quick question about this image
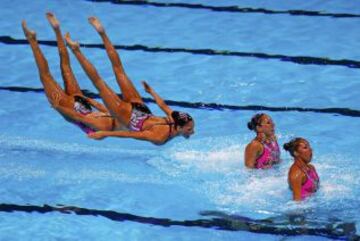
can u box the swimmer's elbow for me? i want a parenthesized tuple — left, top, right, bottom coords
(147, 133, 167, 145)
(244, 153, 256, 168)
(150, 136, 166, 145)
(51, 103, 60, 109)
(293, 192, 302, 201)
(245, 161, 256, 169)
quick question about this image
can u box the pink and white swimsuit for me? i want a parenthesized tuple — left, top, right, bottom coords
(73, 101, 96, 134)
(255, 140, 281, 169)
(297, 163, 320, 199)
(129, 103, 152, 132)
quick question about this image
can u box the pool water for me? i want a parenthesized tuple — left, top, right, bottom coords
(1, 0, 360, 240)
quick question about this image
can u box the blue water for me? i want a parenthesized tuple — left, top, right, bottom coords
(1, 0, 360, 240)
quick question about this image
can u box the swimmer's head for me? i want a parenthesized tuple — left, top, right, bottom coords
(172, 111, 194, 138)
(284, 138, 312, 162)
(74, 95, 92, 112)
(247, 113, 275, 135)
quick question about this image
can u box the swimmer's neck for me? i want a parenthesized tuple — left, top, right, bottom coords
(256, 133, 275, 142)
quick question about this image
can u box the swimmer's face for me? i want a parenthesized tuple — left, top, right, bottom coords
(257, 115, 275, 136)
(294, 140, 313, 163)
(181, 120, 195, 139)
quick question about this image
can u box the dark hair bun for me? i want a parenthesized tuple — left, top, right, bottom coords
(247, 121, 255, 130)
(74, 95, 92, 110)
(248, 113, 265, 132)
(283, 143, 291, 151)
(171, 111, 193, 128)
(283, 137, 306, 157)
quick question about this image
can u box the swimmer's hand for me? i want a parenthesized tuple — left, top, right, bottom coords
(142, 81, 153, 93)
(88, 131, 107, 140)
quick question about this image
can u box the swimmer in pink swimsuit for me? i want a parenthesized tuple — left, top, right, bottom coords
(73, 96, 96, 134)
(245, 113, 281, 169)
(296, 162, 320, 199)
(22, 13, 119, 136)
(63, 16, 194, 145)
(284, 138, 320, 201)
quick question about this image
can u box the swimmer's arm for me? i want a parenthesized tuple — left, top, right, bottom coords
(244, 141, 262, 168)
(142, 81, 173, 116)
(54, 105, 98, 127)
(88, 130, 166, 145)
(289, 170, 303, 201)
(53, 105, 87, 122)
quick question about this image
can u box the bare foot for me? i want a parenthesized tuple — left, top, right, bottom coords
(21, 20, 36, 41)
(46, 12, 60, 29)
(64, 32, 79, 50)
(88, 16, 104, 33)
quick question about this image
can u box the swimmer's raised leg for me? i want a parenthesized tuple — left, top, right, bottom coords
(46, 12, 82, 96)
(22, 20, 70, 108)
(65, 32, 132, 125)
(88, 16, 143, 104)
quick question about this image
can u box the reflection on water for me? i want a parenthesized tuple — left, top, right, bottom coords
(200, 210, 357, 240)
(0, 203, 357, 240)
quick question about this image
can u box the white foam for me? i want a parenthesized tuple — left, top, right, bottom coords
(320, 183, 352, 198)
(154, 135, 248, 174)
(168, 144, 244, 173)
(152, 135, 360, 217)
(204, 172, 289, 213)
(2, 134, 359, 220)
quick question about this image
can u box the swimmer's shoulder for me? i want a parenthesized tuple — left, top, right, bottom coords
(246, 139, 263, 151)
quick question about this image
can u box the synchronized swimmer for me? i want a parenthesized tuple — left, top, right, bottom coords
(244, 113, 319, 200)
(284, 138, 320, 201)
(22, 13, 320, 201)
(245, 113, 281, 169)
(23, 13, 194, 145)
(22, 13, 123, 134)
